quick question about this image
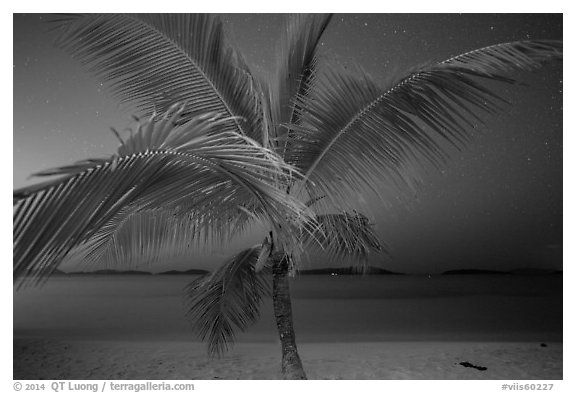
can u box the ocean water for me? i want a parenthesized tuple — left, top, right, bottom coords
(13, 275, 562, 343)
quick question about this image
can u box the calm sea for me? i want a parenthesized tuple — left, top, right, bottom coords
(13, 275, 562, 343)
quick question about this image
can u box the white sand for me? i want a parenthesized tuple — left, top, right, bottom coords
(13, 339, 562, 380)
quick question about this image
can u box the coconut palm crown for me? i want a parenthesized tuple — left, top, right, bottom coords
(13, 14, 562, 379)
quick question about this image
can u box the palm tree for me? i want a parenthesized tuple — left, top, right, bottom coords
(13, 14, 562, 379)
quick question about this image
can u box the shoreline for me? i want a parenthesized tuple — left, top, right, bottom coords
(14, 338, 562, 380)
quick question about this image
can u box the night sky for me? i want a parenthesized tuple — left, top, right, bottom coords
(13, 13, 563, 274)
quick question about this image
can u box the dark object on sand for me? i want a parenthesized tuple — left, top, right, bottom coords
(459, 361, 488, 371)
(541, 343, 548, 347)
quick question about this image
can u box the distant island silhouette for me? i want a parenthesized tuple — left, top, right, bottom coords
(54, 268, 210, 276)
(52, 266, 561, 276)
(157, 269, 211, 275)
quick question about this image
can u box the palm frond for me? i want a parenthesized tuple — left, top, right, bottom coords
(48, 14, 263, 141)
(13, 113, 309, 286)
(66, 207, 251, 269)
(269, 13, 332, 157)
(290, 40, 562, 209)
(302, 211, 386, 269)
(183, 246, 272, 356)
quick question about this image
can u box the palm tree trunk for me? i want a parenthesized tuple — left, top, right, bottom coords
(272, 257, 307, 379)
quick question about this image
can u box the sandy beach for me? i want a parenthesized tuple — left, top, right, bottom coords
(13, 339, 561, 380)
(14, 275, 562, 380)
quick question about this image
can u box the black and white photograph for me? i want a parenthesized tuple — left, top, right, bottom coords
(13, 10, 563, 383)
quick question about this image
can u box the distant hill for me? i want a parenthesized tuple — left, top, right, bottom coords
(156, 269, 209, 275)
(51, 266, 562, 277)
(68, 269, 153, 275)
(60, 268, 209, 275)
(298, 266, 403, 275)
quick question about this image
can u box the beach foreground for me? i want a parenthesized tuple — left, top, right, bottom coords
(14, 339, 561, 380)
